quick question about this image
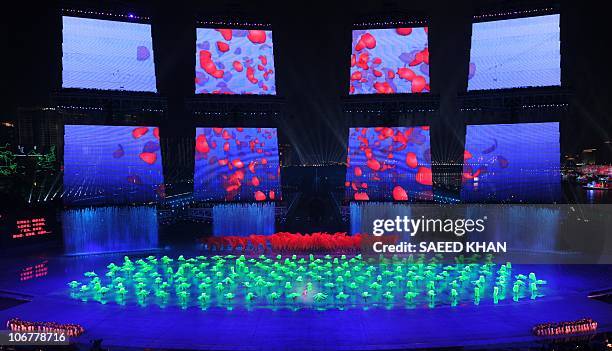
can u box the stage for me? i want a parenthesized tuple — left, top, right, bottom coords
(1, 249, 610, 350)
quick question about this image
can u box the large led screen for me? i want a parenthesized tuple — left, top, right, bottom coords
(461, 122, 561, 202)
(63, 125, 165, 206)
(62, 16, 157, 92)
(194, 128, 281, 201)
(345, 127, 433, 201)
(195, 28, 276, 95)
(350, 27, 430, 95)
(467, 14, 560, 91)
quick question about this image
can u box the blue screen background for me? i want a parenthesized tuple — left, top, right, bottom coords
(467, 14, 560, 91)
(194, 128, 281, 201)
(345, 127, 433, 201)
(195, 28, 276, 95)
(62, 16, 157, 92)
(461, 122, 561, 202)
(350, 27, 430, 95)
(63, 125, 165, 206)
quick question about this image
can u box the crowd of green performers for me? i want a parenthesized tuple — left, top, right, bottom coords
(68, 254, 547, 310)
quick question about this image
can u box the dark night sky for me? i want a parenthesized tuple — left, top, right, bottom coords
(1, 0, 610, 161)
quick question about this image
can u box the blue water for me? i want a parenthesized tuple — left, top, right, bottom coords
(213, 203, 275, 236)
(62, 206, 159, 255)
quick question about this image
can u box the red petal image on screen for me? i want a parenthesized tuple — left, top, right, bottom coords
(217, 41, 230, 52)
(216, 28, 233, 41)
(350, 27, 429, 95)
(396, 28, 413, 36)
(254, 190, 267, 201)
(196, 135, 210, 154)
(354, 192, 370, 201)
(392, 186, 409, 201)
(406, 152, 418, 168)
(139, 152, 157, 165)
(416, 166, 432, 186)
(247, 30, 266, 44)
(194, 128, 281, 201)
(132, 127, 149, 139)
(346, 127, 432, 201)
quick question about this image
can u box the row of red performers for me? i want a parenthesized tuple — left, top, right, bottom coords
(200, 232, 372, 253)
(6, 317, 85, 337)
(533, 318, 597, 337)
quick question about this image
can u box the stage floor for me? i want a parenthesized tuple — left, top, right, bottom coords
(0, 249, 611, 350)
